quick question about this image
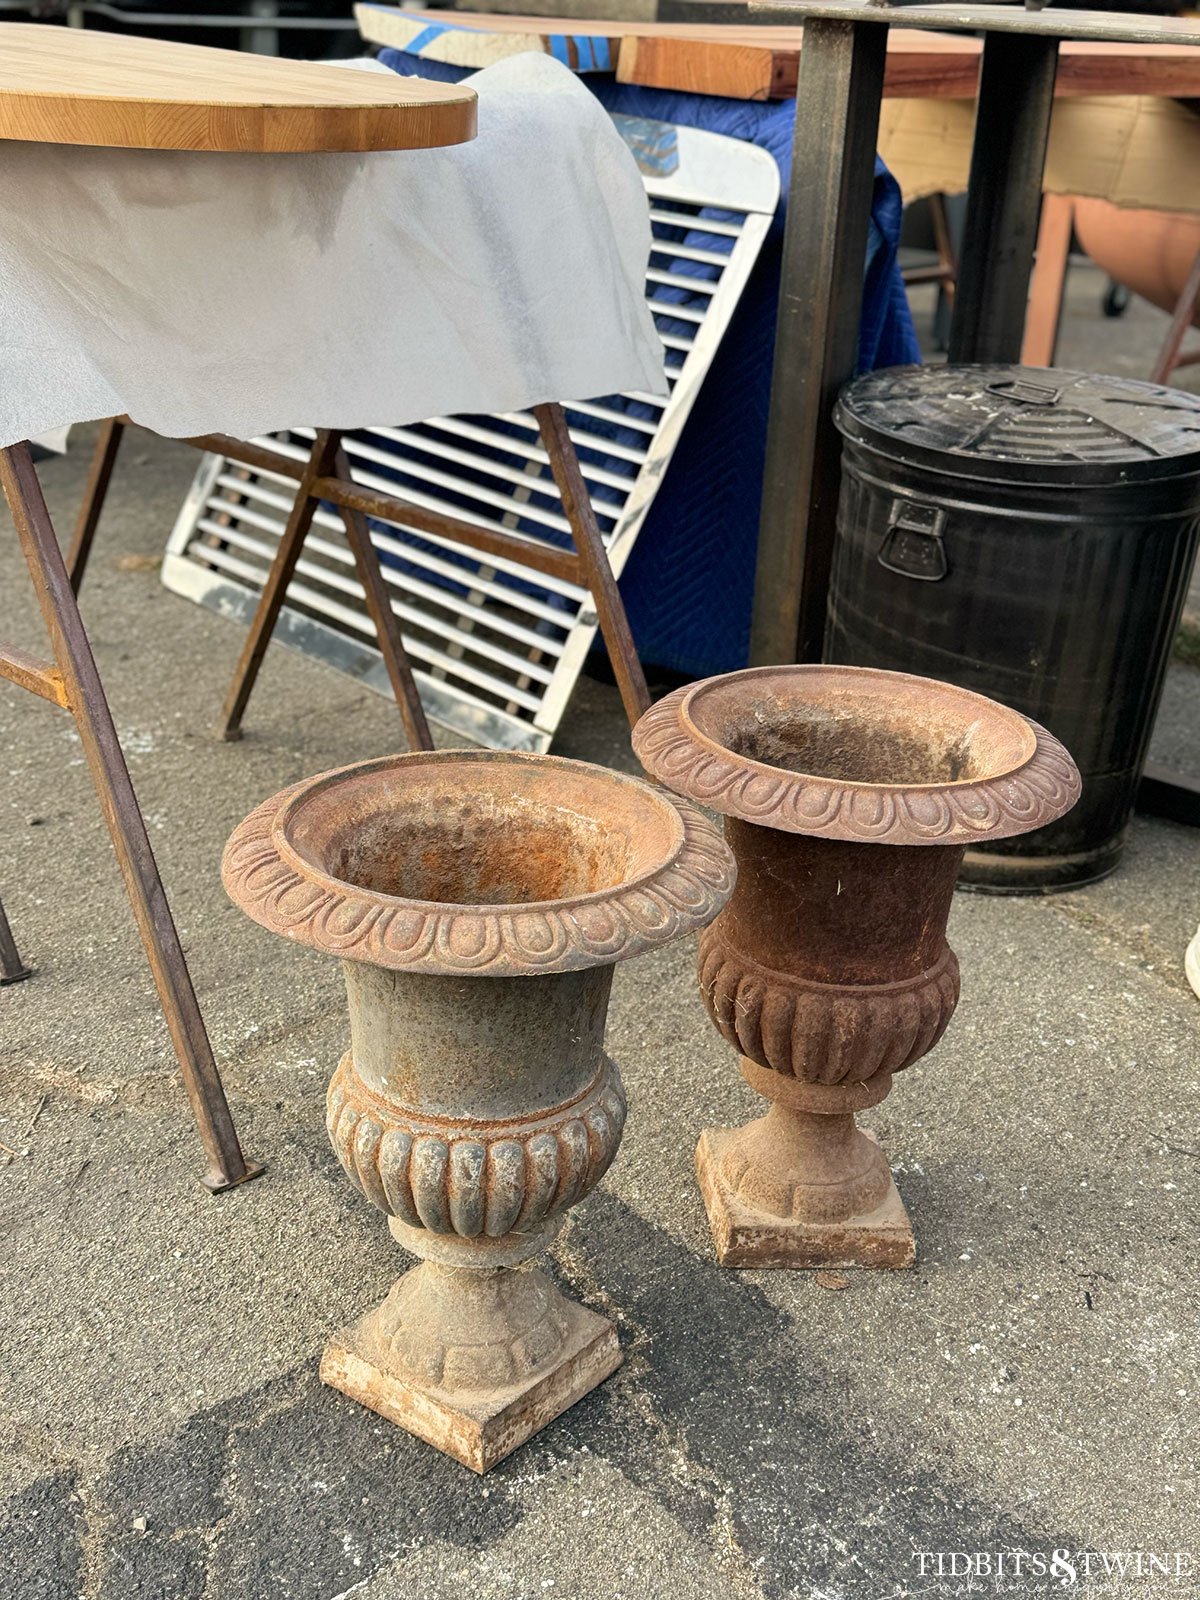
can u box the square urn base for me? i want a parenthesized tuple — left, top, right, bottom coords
(696, 1126, 916, 1270)
(320, 1297, 622, 1474)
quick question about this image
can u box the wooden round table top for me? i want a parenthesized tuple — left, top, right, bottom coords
(0, 24, 477, 153)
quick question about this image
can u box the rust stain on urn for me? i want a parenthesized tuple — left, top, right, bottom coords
(634, 664, 1080, 1271)
(223, 749, 734, 1472)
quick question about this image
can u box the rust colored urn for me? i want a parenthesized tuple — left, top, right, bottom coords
(223, 750, 733, 1472)
(633, 666, 1080, 1270)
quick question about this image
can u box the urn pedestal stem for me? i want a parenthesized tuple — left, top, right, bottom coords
(633, 664, 1081, 1270)
(694, 824, 964, 1268)
(223, 749, 733, 1469)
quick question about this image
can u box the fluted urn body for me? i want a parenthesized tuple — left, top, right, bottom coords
(633, 666, 1080, 1269)
(223, 750, 733, 1470)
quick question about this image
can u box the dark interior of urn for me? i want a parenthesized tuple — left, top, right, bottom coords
(712, 691, 1029, 787)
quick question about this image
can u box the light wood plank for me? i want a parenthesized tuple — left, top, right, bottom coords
(355, 2, 623, 71)
(0, 24, 476, 152)
(618, 30, 980, 100)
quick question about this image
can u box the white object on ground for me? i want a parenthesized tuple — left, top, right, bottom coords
(0, 55, 664, 449)
(1186, 926, 1200, 998)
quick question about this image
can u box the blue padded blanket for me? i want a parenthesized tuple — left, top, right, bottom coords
(378, 50, 919, 677)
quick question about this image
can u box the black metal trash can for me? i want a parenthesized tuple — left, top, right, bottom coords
(828, 365, 1200, 892)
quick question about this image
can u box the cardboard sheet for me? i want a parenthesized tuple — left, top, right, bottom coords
(878, 92, 1200, 212)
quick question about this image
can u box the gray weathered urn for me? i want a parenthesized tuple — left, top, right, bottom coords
(223, 750, 733, 1472)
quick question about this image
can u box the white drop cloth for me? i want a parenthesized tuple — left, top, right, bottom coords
(0, 55, 665, 449)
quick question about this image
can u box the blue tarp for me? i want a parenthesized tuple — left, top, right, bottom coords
(378, 50, 919, 676)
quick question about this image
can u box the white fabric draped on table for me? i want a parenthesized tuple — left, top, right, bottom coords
(0, 55, 665, 449)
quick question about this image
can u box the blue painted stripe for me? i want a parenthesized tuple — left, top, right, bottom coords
(547, 33, 571, 66)
(399, 20, 452, 54)
(589, 36, 612, 71)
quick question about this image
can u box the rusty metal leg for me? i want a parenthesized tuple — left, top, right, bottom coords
(533, 403, 650, 730)
(1150, 249, 1200, 386)
(0, 442, 262, 1192)
(328, 436, 433, 751)
(214, 434, 330, 742)
(67, 416, 126, 595)
(749, 17, 889, 667)
(0, 895, 32, 985)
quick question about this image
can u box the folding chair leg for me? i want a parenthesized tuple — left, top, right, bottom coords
(929, 191, 957, 310)
(0, 442, 262, 1192)
(67, 416, 127, 595)
(533, 403, 650, 731)
(0, 895, 32, 985)
(326, 436, 433, 751)
(1021, 194, 1074, 370)
(1150, 248, 1200, 386)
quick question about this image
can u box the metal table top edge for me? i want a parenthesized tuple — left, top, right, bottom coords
(747, 1, 1200, 46)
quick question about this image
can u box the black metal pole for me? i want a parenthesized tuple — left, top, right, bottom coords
(750, 17, 888, 667)
(948, 31, 1060, 364)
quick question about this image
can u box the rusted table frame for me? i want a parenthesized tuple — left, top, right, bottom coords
(69, 405, 652, 741)
(0, 441, 262, 1192)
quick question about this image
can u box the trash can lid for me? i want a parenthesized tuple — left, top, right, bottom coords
(834, 365, 1200, 486)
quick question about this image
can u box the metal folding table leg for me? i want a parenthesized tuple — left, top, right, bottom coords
(0, 895, 31, 985)
(0, 442, 262, 1191)
(216, 428, 435, 749)
(67, 415, 127, 594)
(328, 435, 434, 752)
(533, 402, 650, 729)
(215, 434, 330, 741)
(748, 16, 888, 667)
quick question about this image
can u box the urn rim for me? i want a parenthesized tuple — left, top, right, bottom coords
(222, 749, 735, 975)
(632, 665, 1081, 845)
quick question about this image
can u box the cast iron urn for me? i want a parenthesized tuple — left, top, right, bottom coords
(634, 665, 1080, 1269)
(223, 750, 733, 1471)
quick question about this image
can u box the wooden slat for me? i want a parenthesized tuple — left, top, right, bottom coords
(0, 643, 70, 708)
(618, 28, 982, 100)
(0, 24, 476, 152)
(355, 2, 623, 71)
(371, 7, 1200, 104)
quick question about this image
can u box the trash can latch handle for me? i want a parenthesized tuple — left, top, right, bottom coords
(985, 377, 1062, 407)
(877, 499, 948, 583)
